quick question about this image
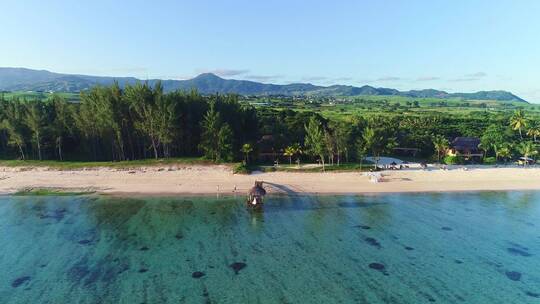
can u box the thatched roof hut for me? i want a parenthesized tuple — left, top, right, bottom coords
(447, 137, 483, 159)
(249, 181, 266, 197)
(451, 137, 481, 151)
(247, 181, 266, 209)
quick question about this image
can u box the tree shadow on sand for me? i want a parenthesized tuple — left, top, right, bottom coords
(263, 182, 301, 196)
(262, 182, 386, 212)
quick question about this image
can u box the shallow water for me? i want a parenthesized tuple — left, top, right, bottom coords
(1, 192, 539, 303)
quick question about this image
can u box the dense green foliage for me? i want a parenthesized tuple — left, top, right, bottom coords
(1, 83, 258, 161)
(1, 82, 539, 165)
(443, 155, 463, 165)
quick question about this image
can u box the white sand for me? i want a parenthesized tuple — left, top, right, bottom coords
(1, 164, 540, 196)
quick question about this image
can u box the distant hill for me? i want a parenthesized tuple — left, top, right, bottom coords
(0, 67, 527, 103)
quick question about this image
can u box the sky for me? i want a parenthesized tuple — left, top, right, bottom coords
(1, 0, 540, 102)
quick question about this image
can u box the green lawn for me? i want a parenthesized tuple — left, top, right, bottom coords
(0, 157, 215, 169)
(1, 91, 80, 102)
(251, 162, 375, 173)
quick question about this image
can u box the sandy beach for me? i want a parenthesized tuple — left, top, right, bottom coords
(1, 164, 540, 196)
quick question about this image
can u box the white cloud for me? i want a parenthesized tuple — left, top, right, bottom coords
(375, 76, 401, 82)
(465, 72, 487, 78)
(302, 76, 328, 82)
(416, 76, 440, 81)
(449, 77, 480, 82)
(332, 77, 353, 82)
(196, 68, 249, 77)
(245, 74, 284, 82)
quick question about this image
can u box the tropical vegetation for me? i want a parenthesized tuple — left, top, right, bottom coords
(1, 82, 539, 167)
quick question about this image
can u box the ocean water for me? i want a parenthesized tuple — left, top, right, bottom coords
(0, 192, 539, 303)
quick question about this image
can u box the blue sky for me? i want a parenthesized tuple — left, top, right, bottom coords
(1, 0, 540, 102)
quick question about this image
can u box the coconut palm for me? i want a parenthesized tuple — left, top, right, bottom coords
(517, 141, 538, 166)
(283, 143, 301, 165)
(283, 147, 294, 165)
(478, 142, 489, 159)
(241, 143, 253, 163)
(510, 109, 528, 140)
(494, 143, 512, 163)
(496, 145, 512, 164)
(526, 120, 540, 142)
(432, 135, 449, 163)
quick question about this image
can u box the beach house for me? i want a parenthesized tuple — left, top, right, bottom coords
(447, 137, 483, 160)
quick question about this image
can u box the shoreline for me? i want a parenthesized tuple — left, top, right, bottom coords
(2, 164, 540, 196)
(100, 189, 540, 199)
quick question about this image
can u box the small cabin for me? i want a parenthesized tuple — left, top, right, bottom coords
(257, 135, 281, 163)
(447, 137, 482, 160)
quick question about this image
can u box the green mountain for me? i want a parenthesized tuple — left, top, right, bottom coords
(0, 67, 527, 103)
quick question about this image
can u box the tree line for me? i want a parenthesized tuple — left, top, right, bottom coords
(0, 82, 538, 165)
(431, 109, 539, 164)
(0, 82, 258, 162)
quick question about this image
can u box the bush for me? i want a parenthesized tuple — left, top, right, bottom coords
(260, 166, 276, 172)
(483, 157, 496, 165)
(443, 155, 463, 165)
(233, 162, 250, 174)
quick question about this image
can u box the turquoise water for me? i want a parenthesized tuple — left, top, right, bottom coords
(1, 192, 540, 303)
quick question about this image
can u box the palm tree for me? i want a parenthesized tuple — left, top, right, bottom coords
(526, 120, 540, 142)
(284, 143, 301, 165)
(292, 143, 302, 166)
(432, 135, 449, 163)
(283, 146, 294, 165)
(517, 141, 538, 166)
(497, 145, 512, 164)
(241, 143, 253, 164)
(510, 109, 528, 140)
(283, 143, 302, 165)
(478, 142, 489, 159)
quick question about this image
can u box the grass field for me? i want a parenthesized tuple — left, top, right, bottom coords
(2, 90, 538, 115)
(0, 157, 215, 169)
(249, 162, 375, 173)
(243, 94, 540, 119)
(0, 157, 380, 173)
(0, 91, 80, 102)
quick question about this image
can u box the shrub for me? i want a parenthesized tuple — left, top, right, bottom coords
(233, 162, 250, 174)
(443, 155, 463, 165)
(261, 166, 276, 172)
(483, 157, 496, 165)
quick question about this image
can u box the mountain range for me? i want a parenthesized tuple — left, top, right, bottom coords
(0, 67, 527, 103)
